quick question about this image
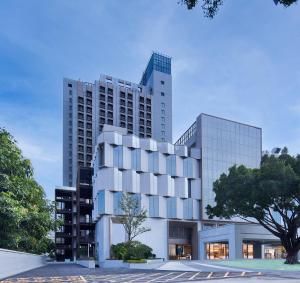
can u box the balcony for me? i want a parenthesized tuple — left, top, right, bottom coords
(56, 208, 72, 214)
(56, 231, 72, 237)
(56, 196, 72, 202)
(79, 198, 93, 206)
(79, 235, 95, 243)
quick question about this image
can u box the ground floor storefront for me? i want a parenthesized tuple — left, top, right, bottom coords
(199, 223, 284, 260)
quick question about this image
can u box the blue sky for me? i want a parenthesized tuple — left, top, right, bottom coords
(0, 0, 300, 200)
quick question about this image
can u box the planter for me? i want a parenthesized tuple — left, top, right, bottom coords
(100, 260, 126, 268)
(76, 260, 95, 268)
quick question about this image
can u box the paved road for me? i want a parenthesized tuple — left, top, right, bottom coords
(1, 264, 262, 283)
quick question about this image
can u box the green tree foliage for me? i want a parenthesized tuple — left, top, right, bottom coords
(207, 150, 300, 264)
(181, 0, 298, 18)
(116, 193, 150, 243)
(0, 128, 56, 254)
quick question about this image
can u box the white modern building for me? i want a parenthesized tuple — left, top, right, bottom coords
(63, 52, 172, 187)
(91, 115, 284, 262)
(92, 125, 201, 262)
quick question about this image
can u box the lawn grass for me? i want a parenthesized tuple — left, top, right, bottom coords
(216, 259, 300, 271)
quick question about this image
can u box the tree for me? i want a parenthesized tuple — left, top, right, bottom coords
(181, 0, 298, 18)
(0, 128, 56, 254)
(116, 193, 150, 244)
(207, 151, 300, 264)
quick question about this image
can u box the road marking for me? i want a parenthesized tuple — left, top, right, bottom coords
(241, 271, 246, 276)
(80, 275, 87, 282)
(207, 272, 213, 279)
(190, 262, 248, 272)
(188, 272, 200, 280)
(145, 272, 174, 283)
(224, 272, 229, 277)
(167, 272, 187, 281)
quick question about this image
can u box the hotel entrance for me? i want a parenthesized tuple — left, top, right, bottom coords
(168, 221, 198, 260)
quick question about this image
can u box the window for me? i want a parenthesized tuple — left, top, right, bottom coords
(99, 86, 105, 93)
(86, 99, 92, 106)
(161, 130, 165, 136)
(108, 96, 113, 103)
(78, 97, 84, 104)
(86, 131, 92, 137)
(127, 101, 133, 108)
(161, 117, 165, 123)
(86, 123, 92, 129)
(161, 102, 165, 108)
(131, 149, 141, 170)
(161, 124, 165, 129)
(188, 180, 192, 198)
(166, 155, 176, 176)
(107, 119, 113, 125)
(86, 91, 92, 98)
(78, 113, 84, 120)
(86, 114, 92, 121)
(146, 113, 151, 119)
(146, 106, 151, 112)
(78, 129, 84, 136)
(128, 116, 133, 122)
(107, 104, 113, 111)
(160, 80, 165, 85)
(78, 121, 84, 128)
(161, 92, 165, 96)
(120, 106, 125, 113)
(68, 83, 72, 87)
(108, 88, 113, 95)
(113, 146, 123, 167)
(161, 110, 165, 115)
(69, 90, 72, 95)
(183, 158, 194, 178)
(146, 98, 151, 105)
(98, 143, 104, 167)
(100, 94, 105, 101)
(128, 108, 133, 115)
(100, 109, 105, 116)
(127, 93, 133, 100)
(139, 96, 144, 103)
(120, 91, 125, 98)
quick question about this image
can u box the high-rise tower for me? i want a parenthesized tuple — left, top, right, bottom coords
(63, 52, 172, 186)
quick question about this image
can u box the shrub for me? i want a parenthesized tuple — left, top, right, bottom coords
(111, 243, 127, 260)
(111, 241, 155, 260)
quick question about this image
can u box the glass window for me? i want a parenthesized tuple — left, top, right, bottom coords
(113, 146, 123, 168)
(131, 149, 141, 171)
(166, 155, 176, 176)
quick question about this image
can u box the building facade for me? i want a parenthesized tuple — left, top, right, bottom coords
(63, 52, 172, 187)
(176, 113, 262, 222)
(92, 125, 201, 262)
(55, 167, 95, 262)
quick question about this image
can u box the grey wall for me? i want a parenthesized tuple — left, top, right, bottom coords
(0, 249, 46, 280)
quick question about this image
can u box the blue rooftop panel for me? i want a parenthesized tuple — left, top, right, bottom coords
(140, 52, 171, 86)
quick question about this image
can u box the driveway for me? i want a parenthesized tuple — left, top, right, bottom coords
(1, 263, 263, 282)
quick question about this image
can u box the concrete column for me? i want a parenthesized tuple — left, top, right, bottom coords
(229, 236, 243, 259)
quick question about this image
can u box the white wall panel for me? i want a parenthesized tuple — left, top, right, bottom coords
(175, 177, 188, 198)
(122, 170, 140, 193)
(140, 138, 157, 151)
(191, 178, 201, 200)
(157, 175, 174, 197)
(175, 145, 188, 157)
(123, 135, 140, 148)
(140, 172, 158, 195)
(158, 142, 174, 154)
